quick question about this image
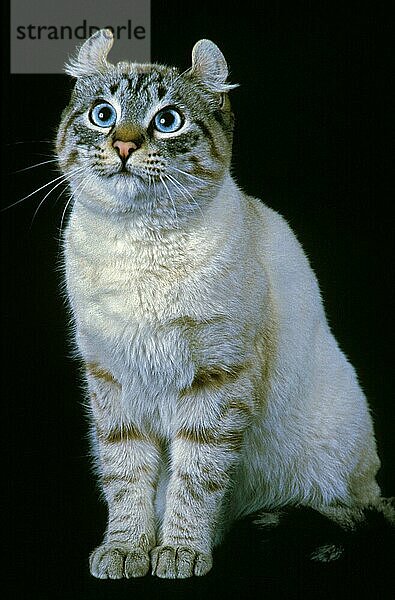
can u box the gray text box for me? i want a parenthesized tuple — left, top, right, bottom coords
(11, 0, 151, 74)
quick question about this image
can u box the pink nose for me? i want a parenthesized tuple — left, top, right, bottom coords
(113, 140, 139, 160)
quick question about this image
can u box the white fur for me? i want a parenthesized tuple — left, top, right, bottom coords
(59, 33, 385, 578)
(64, 171, 381, 532)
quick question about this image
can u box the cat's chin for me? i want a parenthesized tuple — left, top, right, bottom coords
(103, 183, 147, 214)
(113, 172, 138, 189)
(67, 171, 145, 216)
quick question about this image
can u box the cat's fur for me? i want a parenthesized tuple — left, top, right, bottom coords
(57, 30, 391, 579)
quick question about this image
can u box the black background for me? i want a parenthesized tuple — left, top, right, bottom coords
(1, 1, 394, 598)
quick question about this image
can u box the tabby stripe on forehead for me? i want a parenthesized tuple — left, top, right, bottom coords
(128, 73, 147, 95)
(157, 85, 167, 101)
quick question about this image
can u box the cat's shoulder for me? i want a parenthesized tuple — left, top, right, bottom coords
(241, 193, 294, 239)
(240, 193, 312, 273)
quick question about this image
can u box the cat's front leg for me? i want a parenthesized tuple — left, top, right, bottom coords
(85, 363, 162, 579)
(152, 369, 254, 578)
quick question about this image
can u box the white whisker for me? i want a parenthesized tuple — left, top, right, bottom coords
(56, 173, 95, 257)
(59, 174, 93, 235)
(15, 158, 59, 174)
(165, 173, 204, 216)
(29, 177, 69, 229)
(53, 183, 70, 209)
(152, 177, 159, 220)
(7, 140, 53, 146)
(164, 173, 206, 222)
(160, 174, 179, 228)
(57, 194, 74, 256)
(147, 174, 154, 219)
(168, 165, 222, 189)
(1, 165, 85, 212)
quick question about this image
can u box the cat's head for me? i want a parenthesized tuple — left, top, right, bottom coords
(56, 29, 237, 224)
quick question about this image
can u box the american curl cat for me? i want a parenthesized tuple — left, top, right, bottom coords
(56, 30, 392, 579)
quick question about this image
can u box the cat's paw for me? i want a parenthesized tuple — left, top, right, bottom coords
(151, 545, 213, 579)
(90, 542, 150, 579)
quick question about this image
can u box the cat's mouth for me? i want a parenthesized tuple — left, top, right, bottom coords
(104, 164, 164, 182)
(115, 164, 134, 177)
(103, 166, 141, 180)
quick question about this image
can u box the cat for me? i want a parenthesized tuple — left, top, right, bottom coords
(56, 29, 392, 579)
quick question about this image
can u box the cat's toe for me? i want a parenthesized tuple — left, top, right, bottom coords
(89, 543, 150, 579)
(151, 545, 212, 579)
(124, 547, 150, 578)
(90, 545, 125, 579)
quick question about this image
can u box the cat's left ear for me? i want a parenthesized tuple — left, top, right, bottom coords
(65, 29, 114, 77)
(191, 39, 238, 93)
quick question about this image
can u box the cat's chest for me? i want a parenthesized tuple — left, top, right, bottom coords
(65, 216, 210, 369)
(64, 208, 257, 389)
(66, 218, 187, 316)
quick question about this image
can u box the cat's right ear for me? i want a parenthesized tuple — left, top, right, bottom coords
(190, 39, 238, 93)
(65, 29, 114, 78)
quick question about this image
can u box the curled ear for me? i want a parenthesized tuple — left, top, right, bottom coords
(191, 39, 238, 92)
(65, 29, 114, 77)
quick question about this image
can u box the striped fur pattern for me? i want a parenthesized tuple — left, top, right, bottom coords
(57, 30, 389, 579)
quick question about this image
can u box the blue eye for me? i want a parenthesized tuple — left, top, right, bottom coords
(90, 102, 117, 128)
(154, 108, 183, 133)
